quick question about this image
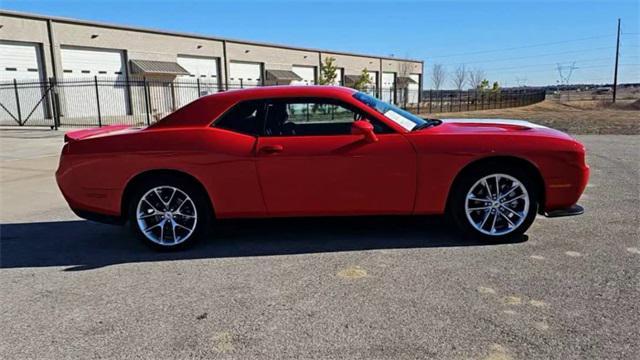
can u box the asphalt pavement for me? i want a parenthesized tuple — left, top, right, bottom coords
(0, 129, 638, 359)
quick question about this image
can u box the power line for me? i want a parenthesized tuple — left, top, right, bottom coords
(492, 63, 639, 74)
(446, 46, 616, 66)
(429, 34, 615, 58)
(480, 57, 629, 72)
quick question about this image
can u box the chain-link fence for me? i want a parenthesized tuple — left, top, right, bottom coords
(0, 77, 546, 128)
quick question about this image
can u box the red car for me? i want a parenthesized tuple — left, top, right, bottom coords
(56, 86, 589, 249)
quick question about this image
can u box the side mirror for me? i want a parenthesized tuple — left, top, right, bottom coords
(351, 120, 378, 143)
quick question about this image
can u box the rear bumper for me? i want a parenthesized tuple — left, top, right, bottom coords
(56, 153, 123, 220)
(544, 204, 584, 218)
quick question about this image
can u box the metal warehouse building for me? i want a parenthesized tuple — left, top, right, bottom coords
(0, 10, 423, 126)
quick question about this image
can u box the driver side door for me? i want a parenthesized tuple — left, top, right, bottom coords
(255, 97, 417, 216)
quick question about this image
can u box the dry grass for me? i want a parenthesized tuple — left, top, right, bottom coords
(426, 99, 639, 135)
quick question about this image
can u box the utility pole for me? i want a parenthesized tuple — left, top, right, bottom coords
(612, 18, 621, 103)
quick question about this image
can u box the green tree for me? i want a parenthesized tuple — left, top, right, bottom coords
(478, 79, 490, 91)
(319, 57, 338, 85)
(491, 81, 500, 93)
(353, 68, 371, 91)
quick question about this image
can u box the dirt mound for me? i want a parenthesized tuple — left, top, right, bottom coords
(599, 99, 640, 111)
(623, 99, 640, 110)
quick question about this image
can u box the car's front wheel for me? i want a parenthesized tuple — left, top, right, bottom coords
(128, 177, 209, 250)
(450, 167, 538, 242)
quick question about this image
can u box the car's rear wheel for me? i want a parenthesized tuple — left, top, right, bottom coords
(450, 167, 538, 242)
(128, 177, 209, 250)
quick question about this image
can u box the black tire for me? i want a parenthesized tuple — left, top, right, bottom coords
(449, 165, 538, 243)
(127, 175, 210, 250)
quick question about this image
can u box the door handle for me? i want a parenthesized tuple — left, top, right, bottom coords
(259, 144, 284, 154)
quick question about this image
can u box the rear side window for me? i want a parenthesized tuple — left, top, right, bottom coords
(213, 100, 264, 136)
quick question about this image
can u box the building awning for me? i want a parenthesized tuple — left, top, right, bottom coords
(396, 76, 418, 85)
(130, 59, 190, 75)
(266, 69, 302, 82)
(344, 74, 361, 84)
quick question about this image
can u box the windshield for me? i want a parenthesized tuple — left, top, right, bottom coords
(353, 92, 433, 131)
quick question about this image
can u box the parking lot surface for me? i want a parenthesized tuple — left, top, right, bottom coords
(1, 129, 638, 359)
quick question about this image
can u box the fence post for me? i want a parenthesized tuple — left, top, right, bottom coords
(94, 76, 102, 127)
(447, 92, 450, 112)
(196, 77, 201, 97)
(49, 77, 59, 130)
(45, 78, 54, 129)
(170, 81, 176, 111)
(240, 78, 244, 89)
(13, 79, 23, 126)
(144, 77, 151, 125)
(428, 90, 432, 113)
(393, 82, 397, 104)
(439, 91, 443, 112)
(403, 87, 408, 109)
(519, 91, 522, 107)
(473, 90, 476, 110)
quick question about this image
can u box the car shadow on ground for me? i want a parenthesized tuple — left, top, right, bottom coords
(1, 216, 526, 271)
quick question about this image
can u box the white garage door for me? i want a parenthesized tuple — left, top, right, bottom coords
(0, 41, 46, 124)
(229, 61, 262, 88)
(61, 47, 125, 79)
(334, 68, 344, 86)
(408, 73, 420, 104)
(177, 56, 218, 80)
(382, 72, 396, 103)
(292, 66, 316, 86)
(60, 47, 128, 119)
(0, 42, 44, 81)
(176, 55, 219, 106)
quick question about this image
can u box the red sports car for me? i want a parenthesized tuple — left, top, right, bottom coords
(56, 86, 589, 249)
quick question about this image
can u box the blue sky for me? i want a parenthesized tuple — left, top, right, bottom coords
(2, 0, 638, 88)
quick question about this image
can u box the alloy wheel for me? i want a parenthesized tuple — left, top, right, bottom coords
(464, 173, 530, 236)
(136, 186, 198, 246)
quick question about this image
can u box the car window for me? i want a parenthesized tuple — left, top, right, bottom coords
(263, 98, 391, 137)
(213, 100, 264, 136)
(353, 92, 433, 131)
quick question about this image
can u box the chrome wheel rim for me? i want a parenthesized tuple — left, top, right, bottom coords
(136, 186, 198, 246)
(464, 174, 529, 236)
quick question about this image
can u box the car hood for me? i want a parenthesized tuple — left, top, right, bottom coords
(432, 118, 572, 139)
(439, 118, 549, 130)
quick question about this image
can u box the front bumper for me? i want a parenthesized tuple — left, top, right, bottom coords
(544, 204, 584, 218)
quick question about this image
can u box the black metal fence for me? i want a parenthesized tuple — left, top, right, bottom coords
(0, 77, 546, 128)
(410, 89, 547, 114)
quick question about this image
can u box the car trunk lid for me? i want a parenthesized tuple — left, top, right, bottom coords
(63, 124, 141, 143)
